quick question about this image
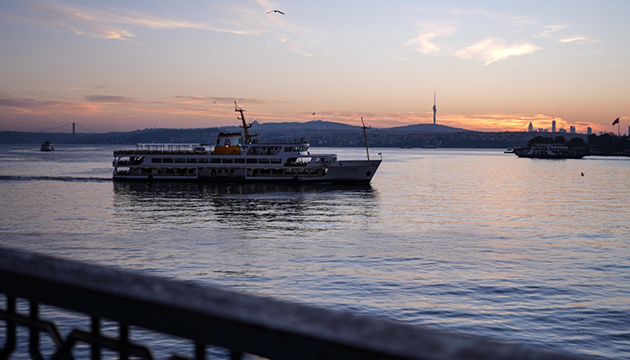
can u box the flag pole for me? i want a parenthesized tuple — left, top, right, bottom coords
(612, 117, 620, 136)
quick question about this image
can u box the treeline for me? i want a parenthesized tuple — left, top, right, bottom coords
(587, 133, 630, 154)
(1, 128, 541, 148)
(527, 134, 630, 155)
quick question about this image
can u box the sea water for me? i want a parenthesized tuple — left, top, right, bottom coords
(0, 144, 629, 359)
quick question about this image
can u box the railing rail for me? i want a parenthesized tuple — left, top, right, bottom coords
(0, 247, 592, 360)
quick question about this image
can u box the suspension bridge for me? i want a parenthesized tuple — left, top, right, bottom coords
(40, 122, 96, 134)
(37, 122, 97, 143)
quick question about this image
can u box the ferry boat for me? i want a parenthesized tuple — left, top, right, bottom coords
(113, 103, 381, 183)
(513, 143, 585, 159)
(40, 138, 55, 151)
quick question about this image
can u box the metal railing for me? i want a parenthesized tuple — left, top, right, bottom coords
(0, 247, 591, 360)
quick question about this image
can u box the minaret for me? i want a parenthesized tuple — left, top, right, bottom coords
(432, 92, 437, 124)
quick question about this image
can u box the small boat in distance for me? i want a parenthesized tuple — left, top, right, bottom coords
(40, 138, 55, 151)
(513, 143, 585, 159)
(112, 102, 381, 183)
(504, 148, 514, 153)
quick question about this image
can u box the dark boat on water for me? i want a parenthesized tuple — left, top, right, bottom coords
(513, 143, 585, 159)
(40, 138, 55, 151)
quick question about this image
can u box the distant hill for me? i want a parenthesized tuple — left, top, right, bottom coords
(0, 121, 587, 148)
(252, 120, 359, 131)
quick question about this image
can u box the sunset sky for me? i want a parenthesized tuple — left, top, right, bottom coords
(1, 0, 628, 134)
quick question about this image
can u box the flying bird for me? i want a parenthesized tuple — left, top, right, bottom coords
(267, 10, 285, 14)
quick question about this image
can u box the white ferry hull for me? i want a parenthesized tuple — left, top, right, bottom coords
(113, 160, 380, 183)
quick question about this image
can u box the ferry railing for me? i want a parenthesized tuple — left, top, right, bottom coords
(0, 247, 592, 360)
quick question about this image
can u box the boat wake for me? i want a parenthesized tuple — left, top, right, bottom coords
(0, 175, 112, 183)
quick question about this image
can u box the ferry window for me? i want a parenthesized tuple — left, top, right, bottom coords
(272, 169, 283, 175)
(284, 147, 293, 152)
(198, 158, 209, 163)
(210, 158, 221, 163)
(246, 158, 257, 164)
(162, 158, 173, 163)
(222, 158, 233, 163)
(259, 158, 270, 164)
(271, 158, 281, 164)
(151, 158, 162, 163)
(234, 158, 245, 163)
(175, 158, 186, 163)
(186, 158, 197, 163)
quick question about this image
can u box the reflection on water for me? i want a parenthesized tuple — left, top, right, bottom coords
(112, 181, 378, 233)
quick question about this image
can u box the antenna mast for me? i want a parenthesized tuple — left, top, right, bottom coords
(361, 117, 371, 160)
(433, 92, 437, 125)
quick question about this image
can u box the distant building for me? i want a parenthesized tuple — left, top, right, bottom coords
(552, 120, 556, 133)
(538, 128, 544, 132)
(528, 122, 534, 132)
(559, 128, 567, 133)
(628, 125, 629, 136)
(587, 127, 592, 135)
(570, 126, 575, 134)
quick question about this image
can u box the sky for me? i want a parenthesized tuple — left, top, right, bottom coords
(1, 0, 629, 134)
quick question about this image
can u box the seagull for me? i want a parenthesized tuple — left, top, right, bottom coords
(267, 10, 285, 14)
(581, 172, 584, 176)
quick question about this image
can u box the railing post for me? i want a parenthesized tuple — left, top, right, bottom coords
(29, 301, 43, 360)
(0, 296, 16, 360)
(91, 316, 101, 360)
(194, 342, 205, 360)
(119, 323, 129, 360)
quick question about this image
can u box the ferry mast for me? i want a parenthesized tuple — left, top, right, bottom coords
(234, 101, 254, 142)
(361, 117, 371, 160)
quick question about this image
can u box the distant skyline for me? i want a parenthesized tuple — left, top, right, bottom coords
(1, 0, 628, 134)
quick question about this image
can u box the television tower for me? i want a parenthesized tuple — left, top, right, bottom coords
(432, 92, 437, 124)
